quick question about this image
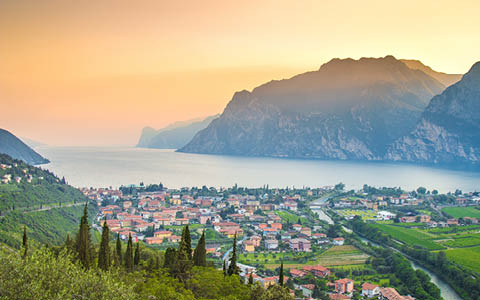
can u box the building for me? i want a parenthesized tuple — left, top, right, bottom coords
(303, 265, 330, 278)
(333, 237, 345, 246)
(379, 287, 415, 300)
(265, 239, 279, 250)
(154, 230, 172, 239)
(244, 240, 256, 253)
(335, 278, 354, 294)
(361, 283, 380, 298)
(289, 238, 311, 252)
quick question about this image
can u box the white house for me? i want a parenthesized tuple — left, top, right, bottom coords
(361, 282, 380, 298)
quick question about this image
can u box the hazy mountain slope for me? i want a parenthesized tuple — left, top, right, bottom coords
(0, 129, 49, 165)
(179, 56, 446, 160)
(401, 59, 462, 87)
(137, 115, 219, 149)
(387, 61, 480, 165)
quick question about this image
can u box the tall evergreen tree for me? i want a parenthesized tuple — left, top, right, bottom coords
(248, 272, 254, 285)
(98, 218, 111, 271)
(223, 259, 227, 277)
(279, 261, 284, 287)
(112, 246, 119, 267)
(193, 231, 206, 267)
(182, 225, 192, 260)
(227, 233, 239, 276)
(22, 226, 28, 259)
(75, 202, 92, 268)
(116, 233, 122, 265)
(175, 225, 192, 282)
(134, 243, 140, 266)
(124, 234, 134, 272)
(164, 247, 176, 271)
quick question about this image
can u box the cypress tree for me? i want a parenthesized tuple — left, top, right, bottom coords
(75, 202, 92, 268)
(116, 233, 122, 264)
(164, 247, 176, 270)
(175, 225, 192, 282)
(223, 259, 227, 277)
(182, 225, 192, 260)
(22, 226, 28, 259)
(227, 233, 239, 276)
(134, 243, 140, 266)
(279, 261, 284, 287)
(248, 272, 254, 285)
(124, 234, 134, 272)
(112, 246, 119, 267)
(98, 218, 111, 271)
(155, 255, 160, 269)
(193, 231, 206, 267)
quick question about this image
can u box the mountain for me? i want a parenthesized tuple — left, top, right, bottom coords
(179, 56, 448, 160)
(0, 129, 49, 165)
(386, 61, 480, 166)
(401, 59, 462, 87)
(20, 136, 46, 148)
(137, 115, 219, 149)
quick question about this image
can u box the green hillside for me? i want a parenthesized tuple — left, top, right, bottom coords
(0, 154, 95, 248)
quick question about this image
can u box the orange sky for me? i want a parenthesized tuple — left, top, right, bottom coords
(1, 0, 479, 146)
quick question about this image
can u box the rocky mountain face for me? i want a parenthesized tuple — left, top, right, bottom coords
(137, 115, 219, 149)
(179, 56, 448, 160)
(387, 62, 480, 166)
(0, 129, 49, 165)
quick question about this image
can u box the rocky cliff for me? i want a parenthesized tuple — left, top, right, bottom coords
(179, 56, 447, 160)
(387, 62, 480, 165)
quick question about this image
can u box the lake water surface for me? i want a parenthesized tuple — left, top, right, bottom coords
(37, 147, 480, 192)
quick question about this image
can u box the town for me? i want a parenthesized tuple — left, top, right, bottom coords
(83, 182, 480, 300)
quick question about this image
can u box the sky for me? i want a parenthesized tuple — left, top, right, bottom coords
(1, 0, 479, 146)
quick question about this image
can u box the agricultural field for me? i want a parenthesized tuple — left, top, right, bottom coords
(442, 206, 480, 219)
(336, 209, 377, 220)
(371, 224, 445, 250)
(241, 245, 369, 270)
(276, 211, 308, 224)
(446, 246, 480, 273)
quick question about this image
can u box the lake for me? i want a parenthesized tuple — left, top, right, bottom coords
(37, 146, 480, 192)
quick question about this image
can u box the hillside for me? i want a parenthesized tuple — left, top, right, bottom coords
(387, 61, 480, 166)
(179, 56, 447, 160)
(137, 115, 219, 149)
(0, 129, 49, 165)
(0, 154, 94, 247)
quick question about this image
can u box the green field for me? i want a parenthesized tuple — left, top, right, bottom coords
(442, 207, 480, 219)
(446, 246, 480, 273)
(437, 233, 480, 248)
(371, 224, 445, 250)
(276, 211, 307, 224)
(336, 209, 377, 220)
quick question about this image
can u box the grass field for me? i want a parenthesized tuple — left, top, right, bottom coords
(336, 209, 377, 220)
(437, 233, 480, 248)
(442, 207, 480, 219)
(244, 245, 370, 270)
(371, 224, 445, 250)
(446, 246, 480, 273)
(276, 211, 307, 224)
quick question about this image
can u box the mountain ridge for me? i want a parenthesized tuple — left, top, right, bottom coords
(178, 56, 449, 160)
(0, 129, 49, 165)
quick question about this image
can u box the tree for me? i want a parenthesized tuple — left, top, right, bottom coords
(182, 225, 192, 260)
(248, 272, 254, 285)
(417, 187, 427, 195)
(134, 243, 140, 266)
(173, 225, 193, 282)
(22, 226, 28, 259)
(223, 259, 227, 277)
(279, 261, 284, 286)
(164, 247, 176, 271)
(193, 231, 206, 267)
(227, 233, 239, 276)
(124, 234, 134, 272)
(75, 202, 92, 268)
(116, 233, 122, 265)
(98, 219, 111, 271)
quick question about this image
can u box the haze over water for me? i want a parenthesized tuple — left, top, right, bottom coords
(38, 147, 480, 192)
